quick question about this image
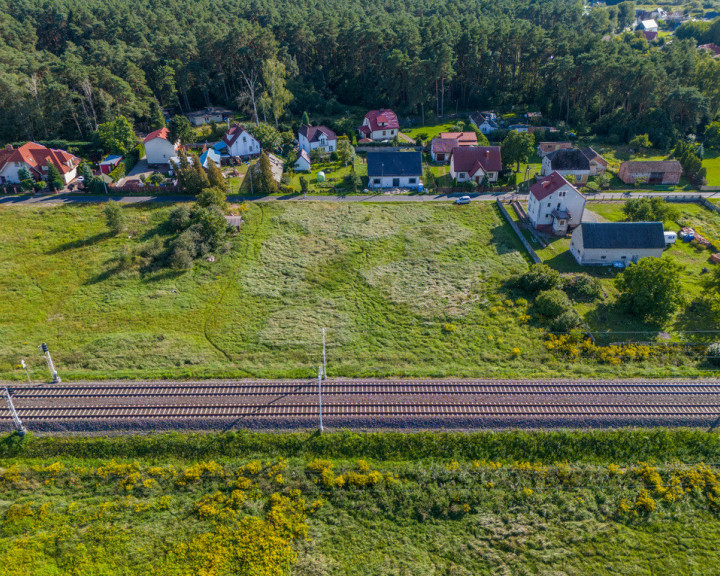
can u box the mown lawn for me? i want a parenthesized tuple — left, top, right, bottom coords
(702, 151, 720, 186)
(286, 157, 368, 194)
(3, 430, 720, 576)
(403, 121, 465, 142)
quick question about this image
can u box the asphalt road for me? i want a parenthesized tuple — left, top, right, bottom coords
(1, 191, 718, 206)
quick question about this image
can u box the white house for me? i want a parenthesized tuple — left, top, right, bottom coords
(570, 222, 665, 266)
(298, 125, 337, 154)
(295, 149, 311, 172)
(143, 127, 179, 166)
(541, 149, 592, 184)
(638, 19, 658, 32)
(449, 146, 502, 183)
(367, 151, 422, 189)
(469, 111, 498, 134)
(527, 171, 586, 235)
(358, 109, 399, 141)
(0, 142, 80, 185)
(222, 124, 261, 158)
(186, 106, 233, 126)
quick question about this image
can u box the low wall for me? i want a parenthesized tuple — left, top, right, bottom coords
(496, 200, 542, 264)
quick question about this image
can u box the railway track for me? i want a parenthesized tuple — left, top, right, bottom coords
(3, 403, 720, 421)
(3, 379, 720, 430)
(9, 379, 720, 398)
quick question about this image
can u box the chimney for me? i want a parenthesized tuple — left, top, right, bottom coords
(5, 144, 12, 151)
(485, 150, 489, 157)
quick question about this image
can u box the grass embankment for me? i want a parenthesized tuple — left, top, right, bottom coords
(2, 430, 720, 575)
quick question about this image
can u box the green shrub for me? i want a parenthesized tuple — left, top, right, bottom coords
(108, 162, 126, 182)
(707, 343, 720, 366)
(103, 202, 125, 234)
(517, 264, 560, 294)
(168, 206, 192, 232)
(550, 310, 582, 332)
(535, 288, 572, 318)
(561, 274, 604, 302)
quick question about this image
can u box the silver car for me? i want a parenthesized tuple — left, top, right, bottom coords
(455, 195, 471, 205)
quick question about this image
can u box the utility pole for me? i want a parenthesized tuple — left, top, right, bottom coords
(322, 327, 327, 380)
(38, 343, 60, 384)
(317, 364, 324, 432)
(4, 388, 25, 436)
(20, 360, 31, 384)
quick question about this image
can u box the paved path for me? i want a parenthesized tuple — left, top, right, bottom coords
(1, 191, 718, 206)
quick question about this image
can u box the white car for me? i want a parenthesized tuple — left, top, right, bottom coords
(455, 195, 471, 205)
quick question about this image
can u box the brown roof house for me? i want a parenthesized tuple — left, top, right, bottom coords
(579, 147, 608, 175)
(537, 141, 572, 157)
(449, 146, 502, 184)
(431, 137, 458, 163)
(618, 160, 682, 185)
(439, 132, 478, 146)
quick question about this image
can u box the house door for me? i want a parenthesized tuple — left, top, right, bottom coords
(393, 178, 400, 187)
(437, 153, 444, 162)
(648, 172, 663, 184)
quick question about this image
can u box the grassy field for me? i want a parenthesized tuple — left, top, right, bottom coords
(1, 200, 717, 381)
(3, 430, 720, 575)
(703, 151, 720, 186)
(286, 157, 368, 194)
(403, 121, 463, 142)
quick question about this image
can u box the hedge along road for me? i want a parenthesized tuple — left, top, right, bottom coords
(1, 191, 719, 205)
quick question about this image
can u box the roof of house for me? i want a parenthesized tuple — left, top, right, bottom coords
(299, 124, 337, 143)
(297, 149, 311, 164)
(642, 30, 658, 42)
(199, 147, 221, 168)
(579, 147, 607, 166)
(439, 132, 477, 145)
(640, 19, 657, 28)
(530, 171, 577, 201)
(699, 43, 720, 56)
(470, 112, 496, 126)
(451, 146, 502, 174)
(431, 138, 459, 154)
(579, 222, 665, 250)
(187, 106, 233, 119)
(546, 149, 591, 171)
(361, 109, 399, 132)
(367, 151, 422, 177)
(620, 160, 682, 173)
(508, 124, 530, 130)
(0, 142, 80, 177)
(99, 155, 123, 165)
(143, 127, 171, 143)
(222, 124, 255, 148)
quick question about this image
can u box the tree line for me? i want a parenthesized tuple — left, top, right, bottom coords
(1, 0, 719, 148)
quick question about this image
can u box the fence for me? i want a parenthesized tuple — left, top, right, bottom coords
(495, 199, 541, 264)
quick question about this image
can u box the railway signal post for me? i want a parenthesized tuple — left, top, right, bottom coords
(318, 364, 324, 432)
(38, 343, 61, 384)
(3, 388, 25, 436)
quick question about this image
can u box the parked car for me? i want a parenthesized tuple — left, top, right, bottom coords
(455, 195, 471, 205)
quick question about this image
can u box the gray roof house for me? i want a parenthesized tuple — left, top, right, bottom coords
(541, 149, 592, 183)
(570, 222, 666, 266)
(367, 151, 423, 189)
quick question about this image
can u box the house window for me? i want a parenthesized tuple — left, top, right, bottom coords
(409, 178, 417, 184)
(243, 137, 246, 143)
(621, 255, 627, 259)
(373, 178, 381, 185)
(601, 256, 606, 260)
(547, 203, 550, 207)
(383, 131, 387, 136)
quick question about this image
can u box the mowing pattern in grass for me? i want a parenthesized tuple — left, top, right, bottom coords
(2, 431, 720, 576)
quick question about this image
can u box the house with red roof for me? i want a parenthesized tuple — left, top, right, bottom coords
(439, 132, 477, 146)
(449, 146, 502, 183)
(220, 124, 260, 159)
(143, 127, 179, 166)
(0, 142, 80, 185)
(358, 109, 399, 141)
(528, 171, 586, 235)
(298, 125, 337, 154)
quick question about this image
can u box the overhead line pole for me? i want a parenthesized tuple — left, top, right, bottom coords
(317, 364, 324, 432)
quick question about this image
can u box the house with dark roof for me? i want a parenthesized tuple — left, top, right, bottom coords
(698, 43, 720, 58)
(537, 142, 572, 157)
(469, 112, 498, 134)
(528, 171, 586, 235)
(618, 160, 682, 185)
(144, 127, 179, 165)
(298, 125, 337, 154)
(186, 106, 234, 126)
(0, 142, 80, 185)
(449, 146, 502, 183)
(570, 222, 665, 266)
(431, 137, 458, 162)
(579, 147, 608, 175)
(541, 149, 592, 183)
(358, 109, 399, 141)
(222, 124, 261, 159)
(366, 151, 422, 189)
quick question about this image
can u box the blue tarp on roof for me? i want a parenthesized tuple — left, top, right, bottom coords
(200, 148, 221, 168)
